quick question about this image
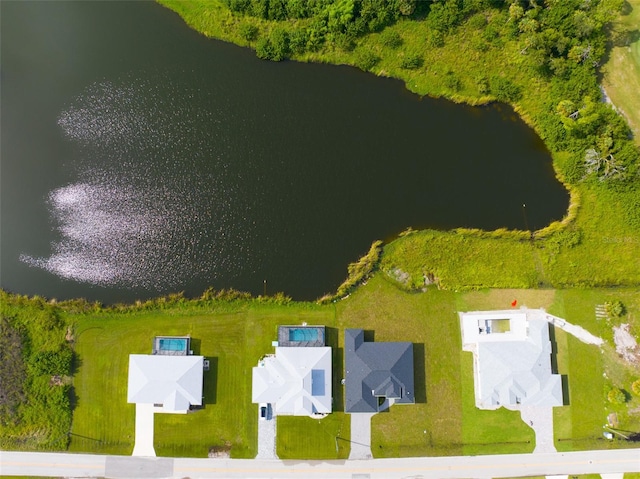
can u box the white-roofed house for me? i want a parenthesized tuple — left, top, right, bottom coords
(253, 347, 332, 416)
(459, 309, 563, 410)
(127, 337, 206, 457)
(127, 354, 204, 414)
(252, 326, 332, 417)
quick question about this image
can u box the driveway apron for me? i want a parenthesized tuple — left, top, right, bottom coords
(349, 413, 375, 460)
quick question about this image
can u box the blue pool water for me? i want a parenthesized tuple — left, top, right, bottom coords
(289, 328, 319, 342)
(159, 338, 188, 352)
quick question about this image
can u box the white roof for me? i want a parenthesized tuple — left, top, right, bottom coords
(127, 355, 203, 412)
(460, 309, 563, 409)
(252, 347, 332, 416)
(460, 310, 528, 343)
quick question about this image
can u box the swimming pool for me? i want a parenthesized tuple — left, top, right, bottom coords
(158, 338, 188, 352)
(289, 328, 319, 342)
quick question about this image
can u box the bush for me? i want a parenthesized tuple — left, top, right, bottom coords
(604, 300, 626, 319)
(426, 29, 445, 47)
(380, 29, 403, 48)
(468, 13, 487, 29)
(288, 28, 308, 54)
(29, 347, 73, 377)
(255, 37, 275, 60)
(607, 387, 626, 405)
(354, 50, 379, 71)
(490, 75, 522, 102)
(444, 71, 462, 91)
(0, 317, 26, 421)
(400, 52, 423, 70)
(255, 29, 290, 61)
(632, 379, 640, 397)
(239, 22, 259, 42)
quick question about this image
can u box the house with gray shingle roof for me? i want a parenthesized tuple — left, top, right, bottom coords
(345, 329, 415, 413)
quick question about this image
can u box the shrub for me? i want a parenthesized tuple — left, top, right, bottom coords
(632, 379, 640, 397)
(444, 71, 462, 91)
(0, 317, 26, 420)
(475, 75, 490, 95)
(400, 52, 423, 70)
(239, 22, 259, 42)
(427, 29, 445, 47)
(468, 13, 487, 29)
(255, 29, 290, 61)
(255, 37, 275, 60)
(490, 75, 522, 102)
(380, 29, 403, 48)
(607, 387, 626, 405)
(29, 347, 73, 377)
(604, 300, 626, 319)
(355, 50, 379, 71)
(288, 28, 308, 54)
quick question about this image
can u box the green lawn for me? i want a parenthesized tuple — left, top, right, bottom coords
(276, 414, 350, 459)
(69, 301, 334, 458)
(67, 282, 640, 458)
(550, 289, 640, 451)
(336, 274, 464, 457)
(602, 0, 640, 144)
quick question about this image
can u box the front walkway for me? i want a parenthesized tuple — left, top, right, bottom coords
(348, 413, 375, 460)
(132, 403, 156, 457)
(519, 406, 556, 454)
(540, 312, 603, 346)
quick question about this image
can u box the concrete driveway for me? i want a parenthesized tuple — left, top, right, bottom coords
(348, 413, 375, 460)
(256, 406, 277, 459)
(132, 403, 156, 457)
(520, 406, 556, 453)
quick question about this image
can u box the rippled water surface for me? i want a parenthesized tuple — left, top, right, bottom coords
(1, 1, 569, 302)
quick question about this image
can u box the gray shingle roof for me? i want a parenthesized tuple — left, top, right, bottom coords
(345, 329, 415, 413)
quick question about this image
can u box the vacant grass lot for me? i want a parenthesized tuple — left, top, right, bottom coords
(602, 0, 640, 144)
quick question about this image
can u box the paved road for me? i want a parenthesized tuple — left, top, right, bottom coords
(2, 448, 639, 479)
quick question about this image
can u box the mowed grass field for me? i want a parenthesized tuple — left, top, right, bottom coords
(602, 0, 640, 144)
(68, 278, 639, 458)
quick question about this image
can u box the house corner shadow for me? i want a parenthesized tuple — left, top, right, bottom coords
(413, 343, 427, 404)
(190, 338, 202, 356)
(202, 356, 218, 406)
(327, 326, 345, 412)
(561, 374, 570, 406)
(548, 323, 559, 374)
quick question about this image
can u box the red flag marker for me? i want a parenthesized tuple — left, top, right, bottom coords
(511, 299, 518, 307)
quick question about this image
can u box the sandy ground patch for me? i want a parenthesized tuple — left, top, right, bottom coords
(613, 323, 640, 364)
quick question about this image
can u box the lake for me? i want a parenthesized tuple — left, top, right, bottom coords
(0, 1, 569, 303)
